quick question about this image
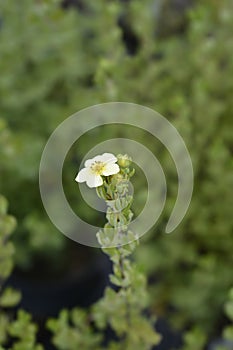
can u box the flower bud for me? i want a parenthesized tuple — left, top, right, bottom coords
(111, 173, 124, 184)
(117, 154, 132, 168)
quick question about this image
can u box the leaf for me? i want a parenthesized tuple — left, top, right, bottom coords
(0, 196, 8, 216)
(225, 301, 233, 321)
(0, 216, 17, 237)
(223, 326, 233, 341)
(0, 288, 21, 308)
(0, 313, 9, 344)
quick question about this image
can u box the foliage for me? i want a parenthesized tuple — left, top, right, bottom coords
(6, 310, 43, 350)
(48, 307, 104, 350)
(131, 2, 233, 342)
(0, 0, 232, 347)
(214, 288, 233, 350)
(0, 194, 18, 345)
(182, 327, 207, 350)
(0, 0, 125, 268)
(0, 195, 17, 283)
(0, 195, 42, 349)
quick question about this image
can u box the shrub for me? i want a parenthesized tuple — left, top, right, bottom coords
(0, 0, 232, 347)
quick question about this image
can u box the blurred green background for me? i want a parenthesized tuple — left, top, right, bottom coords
(0, 0, 233, 347)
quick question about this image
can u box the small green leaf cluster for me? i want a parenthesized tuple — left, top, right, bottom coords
(0, 195, 17, 283)
(0, 195, 42, 350)
(0, 195, 19, 346)
(182, 327, 207, 350)
(0, 194, 20, 322)
(5, 310, 43, 350)
(47, 309, 102, 350)
(216, 288, 233, 350)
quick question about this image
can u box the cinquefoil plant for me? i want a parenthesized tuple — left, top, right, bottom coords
(47, 154, 161, 350)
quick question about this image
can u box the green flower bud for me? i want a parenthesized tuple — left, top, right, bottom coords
(111, 172, 124, 185)
(117, 154, 132, 168)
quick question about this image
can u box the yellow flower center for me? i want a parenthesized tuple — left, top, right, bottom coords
(90, 161, 105, 175)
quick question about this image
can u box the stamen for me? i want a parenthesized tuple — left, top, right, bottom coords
(90, 161, 105, 175)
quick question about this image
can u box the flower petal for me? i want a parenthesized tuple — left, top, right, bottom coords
(102, 163, 120, 176)
(84, 155, 100, 167)
(86, 174, 103, 188)
(84, 153, 117, 168)
(75, 168, 90, 183)
(101, 153, 117, 164)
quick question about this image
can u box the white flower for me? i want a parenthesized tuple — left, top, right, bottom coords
(75, 153, 120, 188)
